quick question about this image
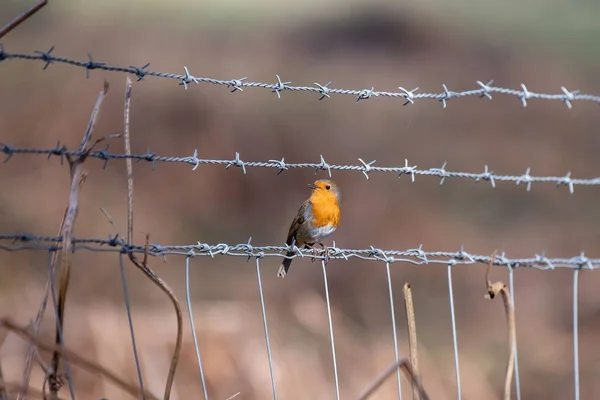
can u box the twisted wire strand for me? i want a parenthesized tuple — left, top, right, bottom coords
(0, 47, 598, 107)
(0, 234, 596, 270)
(0, 144, 596, 193)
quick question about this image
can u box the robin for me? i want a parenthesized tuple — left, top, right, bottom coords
(277, 179, 342, 278)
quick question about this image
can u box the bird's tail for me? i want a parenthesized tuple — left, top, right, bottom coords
(277, 251, 294, 278)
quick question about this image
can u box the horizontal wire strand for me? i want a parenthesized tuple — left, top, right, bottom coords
(0, 48, 598, 107)
(0, 144, 597, 193)
(0, 234, 597, 270)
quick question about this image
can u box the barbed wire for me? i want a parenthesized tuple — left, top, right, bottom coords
(0, 233, 597, 270)
(1, 46, 600, 107)
(0, 7, 591, 398)
(1, 144, 598, 193)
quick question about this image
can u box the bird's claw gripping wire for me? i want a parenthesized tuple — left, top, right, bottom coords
(310, 243, 330, 264)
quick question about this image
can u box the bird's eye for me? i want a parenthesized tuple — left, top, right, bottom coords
(325, 185, 331, 190)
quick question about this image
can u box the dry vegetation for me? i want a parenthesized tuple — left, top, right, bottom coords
(1, 1, 600, 399)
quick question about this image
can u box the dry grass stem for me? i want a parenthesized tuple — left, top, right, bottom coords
(124, 77, 134, 244)
(355, 357, 430, 400)
(0, 336, 7, 400)
(403, 283, 420, 400)
(127, 235, 183, 400)
(1, 319, 160, 400)
(19, 210, 65, 399)
(2, 382, 70, 400)
(485, 250, 516, 400)
(123, 79, 182, 400)
(100, 207, 116, 229)
(0, 286, 10, 400)
(50, 81, 110, 397)
(19, 170, 88, 400)
(0, 0, 48, 39)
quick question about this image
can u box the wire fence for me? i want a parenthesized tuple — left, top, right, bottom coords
(2, 46, 600, 107)
(1, 18, 598, 400)
(0, 232, 588, 400)
(0, 234, 598, 270)
(2, 144, 599, 193)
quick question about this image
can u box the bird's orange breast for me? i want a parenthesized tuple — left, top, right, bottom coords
(309, 191, 341, 228)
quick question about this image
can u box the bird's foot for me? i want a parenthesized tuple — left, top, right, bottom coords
(318, 243, 330, 265)
(310, 245, 319, 263)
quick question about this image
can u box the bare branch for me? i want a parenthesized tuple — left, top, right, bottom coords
(99, 207, 116, 229)
(126, 238, 183, 400)
(355, 357, 430, 400)
(1, 319, 160, 400)
(0, 331, 8, 399)
(0, 0, 48, 39)
(124, 77, 134, 244)
(122, 79, 182, 400)
(2, 382, 70, 400)
(50, 81, 109, 397)
(18, 206, 67, 400)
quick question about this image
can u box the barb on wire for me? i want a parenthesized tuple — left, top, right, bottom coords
(1, 48, 600, 106)
(1, 144, 598, 193)
(0, 233, 598, 270)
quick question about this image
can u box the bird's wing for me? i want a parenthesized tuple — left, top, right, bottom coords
(285, 199, 309, 246)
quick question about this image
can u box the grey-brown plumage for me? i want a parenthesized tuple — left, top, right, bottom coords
(277, 179, 342, 278)
(277, 200, 313, 278)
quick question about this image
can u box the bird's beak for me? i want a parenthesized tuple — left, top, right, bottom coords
(308, 183, 317, 190)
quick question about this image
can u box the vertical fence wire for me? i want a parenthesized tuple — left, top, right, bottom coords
(573, 268, 580, 400)
(385, 262, 402, 399)
(118, 253, 146, 400)
(184, 256, 209, 400)
(46, 250, 76, 400)
(255, 258, 278, 400)
(321, 260, 340, 400)
(447, 263, 461, 400)
(508, 267, 521, 400)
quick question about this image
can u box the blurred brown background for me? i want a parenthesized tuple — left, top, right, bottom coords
(1, 0, 600, 399)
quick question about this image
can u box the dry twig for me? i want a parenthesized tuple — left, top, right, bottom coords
(403, 283, 420, 400)
(355, 358, 430, 400)
(20, 213, 64, 398)
(1, 319, 159, 400)
(100, 207, 116, 229)
(0, 368, 6, 400)
(1, 6, 55, 391)
(123, 78, 183, 400)
(124, 78, 134, 244)
(0, 331, 7, 399)
(49, 82, 111, 397)
(0, 0, 48, 39)
(129, 235, 184, 400)
(2, 382, 70, 400)
(484, 250, 516, 400)
(19, 172, 88, 400)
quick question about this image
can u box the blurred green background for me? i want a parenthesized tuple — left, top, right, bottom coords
(1, 0, 600, 399)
